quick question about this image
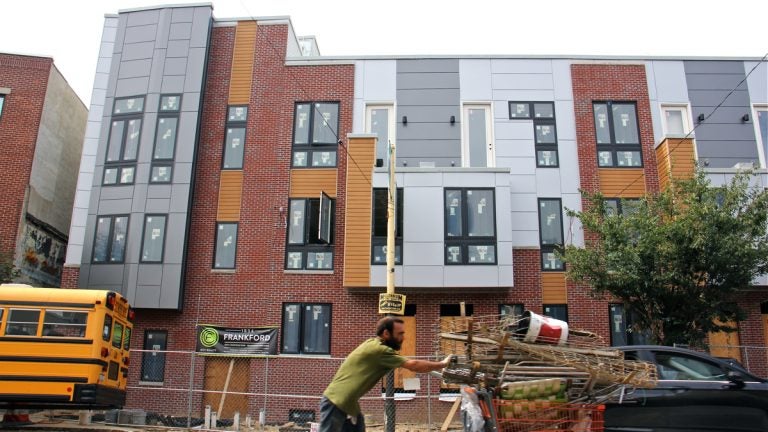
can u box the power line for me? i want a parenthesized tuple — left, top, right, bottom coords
(610, 52, 768, 198)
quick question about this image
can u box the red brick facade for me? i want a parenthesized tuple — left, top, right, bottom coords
(0, 54, 52, 258)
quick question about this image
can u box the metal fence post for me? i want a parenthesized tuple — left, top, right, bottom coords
(187, 351, 196, 428)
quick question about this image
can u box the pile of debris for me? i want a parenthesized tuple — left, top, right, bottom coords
(435, 311, 657, 431)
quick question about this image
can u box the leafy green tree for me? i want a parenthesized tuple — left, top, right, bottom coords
(564, 169, 768, 347)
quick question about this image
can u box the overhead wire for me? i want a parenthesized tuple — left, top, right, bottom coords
(609, 52, 768, 198)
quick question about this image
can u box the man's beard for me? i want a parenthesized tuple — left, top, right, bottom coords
(383, 337, 401, 351)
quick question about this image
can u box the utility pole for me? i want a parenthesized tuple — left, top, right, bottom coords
(384, 139, 397, 432)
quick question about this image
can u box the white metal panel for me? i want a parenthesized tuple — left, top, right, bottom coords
(491, 59, 553, 74)
(403, 187, 443, 241)
(403, 265, 444, 287)
(651, 61, 689, 102)
(509, 174, 537, 194)
(510, 210, 539, 232)
(495, 139, 535, 158)
(552, 60, 573, 101)
(746, 61, 768, 103)
(361, 60, 397, 101)
(492, 74, 553, 90)
(557, 140, 580, 194)
(493, 89, 556, 101)
(444, 266, 498, 287)
(403, 242, 444, 266)
(511, 231, 540, 247)
(536, 169, 562, 196)
(460, 59, 492, 100)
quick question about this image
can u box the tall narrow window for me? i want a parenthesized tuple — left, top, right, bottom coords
(538, 199, 564, 271)
(281, 303, 331, 355)
(445, 188, 496, 265)
(223, 105, 247, 169)
(509, 102, 559, 167)
(104, 96, 144, 185)
(151, 95, 181, 183)
(0, 94, 5, 119)
(214, 223, 238, 269)
(292, 102, 340, 168)
(92, 215, 129, 263)
(609, 304, 651, 346)
(463, 104, 493, 167)
(372, 188, 403, 264)
(140, 330, 167, 383)
(755, 106, 768, 168)
(285, 196, 335, 270)
(366, 105, 395, 168)
(594, 101, 642, 167)
(141, 215, 167, 263)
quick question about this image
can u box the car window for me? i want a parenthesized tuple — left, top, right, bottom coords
(654, 352, 727, 380)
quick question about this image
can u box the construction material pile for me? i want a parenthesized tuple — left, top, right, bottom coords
(436, 311, 657, 431)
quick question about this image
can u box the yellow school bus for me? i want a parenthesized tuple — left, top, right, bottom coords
(0, 284, 134, 408)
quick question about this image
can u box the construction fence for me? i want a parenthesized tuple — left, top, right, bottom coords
(127, 349, 459, 430)
(122, 344, 768, 430)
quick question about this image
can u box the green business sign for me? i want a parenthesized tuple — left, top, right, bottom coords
(195, 325, 278, 356)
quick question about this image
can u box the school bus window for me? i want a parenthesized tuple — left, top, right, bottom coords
(43, 310, 88, 337)
(123, 326, 132, 350)
(112, 321, 124, 348)
(103, 314, 112, 341)
(6, 309, 41, 336)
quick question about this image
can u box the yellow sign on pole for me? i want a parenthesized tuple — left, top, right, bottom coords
(378, 293, 406, 315)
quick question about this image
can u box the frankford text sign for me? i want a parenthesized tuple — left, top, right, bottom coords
(196, 325, 278, 355)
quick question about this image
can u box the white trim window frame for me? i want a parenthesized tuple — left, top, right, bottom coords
(461, 103, 494, 168)
(660, 103, 692, 138)
(365, 104, 395, 168)
(753, 105, 768, 168)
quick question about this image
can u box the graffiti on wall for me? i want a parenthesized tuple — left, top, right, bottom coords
(19, 218, 66, 287)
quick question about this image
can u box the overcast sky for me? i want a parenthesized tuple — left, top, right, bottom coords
(2, 0, 766, 106)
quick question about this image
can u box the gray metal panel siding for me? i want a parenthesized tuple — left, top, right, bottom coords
(685, 61, 758, 168)
(80, 5, 212, 309)
(396, 59, 461, 167)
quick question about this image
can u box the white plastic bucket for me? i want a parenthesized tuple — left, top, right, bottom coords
(518, 311, 569, 345)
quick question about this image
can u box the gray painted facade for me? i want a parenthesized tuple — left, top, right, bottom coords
(77, 5, 212, 309)
(685, 60, 759, 169)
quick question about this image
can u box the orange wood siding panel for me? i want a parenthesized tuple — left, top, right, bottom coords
(216, 171, 243, 221)
(228, 21, 257, 105)
(289, 169, 337, 198)
(656, 138, 695, 190)
(541, 272, 567, 304)
(343, 137, 375, 288)
(598, 168, 646, 197)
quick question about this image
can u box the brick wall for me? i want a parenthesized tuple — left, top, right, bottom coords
(0, 54, 52, 257)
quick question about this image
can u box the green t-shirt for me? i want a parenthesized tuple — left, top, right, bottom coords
(323, 337, 407, 416)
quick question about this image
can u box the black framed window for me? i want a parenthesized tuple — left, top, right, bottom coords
(150, 95, 181, 183)
(292, 102, 339, 168)
(140, 215, 167, 263)
(286, 196, 335, 270)
(509, 101, 559, 167)
(281, 303, 331, 355)
(604, 198, 641, 217)
(223, 105, 247, 170)
(538, 199, 564, 271)
(0, 94, 5, 119)
(104, 96, 144, 185)
(593, 101, 642, 168)
(500, 304, 524, 320)
(214, 222, 238, 269)
(140, 330, 167, 383)
(92, 215, 129, 263)
(543, 304, 568, 322)
(609, 304, 651, 346)
(445, 188, 496, 265)
(372, 188, 403, 265)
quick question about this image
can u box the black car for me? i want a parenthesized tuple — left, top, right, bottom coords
(605, 345, 768, 432)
